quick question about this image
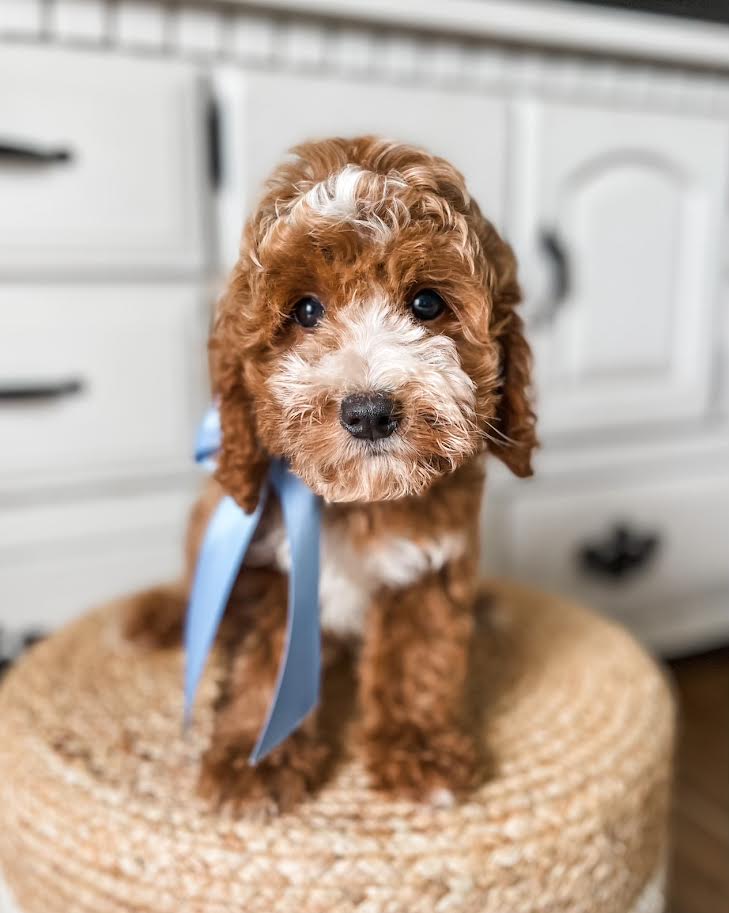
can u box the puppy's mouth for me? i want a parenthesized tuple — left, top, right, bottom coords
(349, 437, 397, 457)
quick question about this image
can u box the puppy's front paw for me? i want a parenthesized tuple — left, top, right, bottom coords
(198, 748, 302, 820)
(198, 731, 329, 817)
(364, 725, 481, 804)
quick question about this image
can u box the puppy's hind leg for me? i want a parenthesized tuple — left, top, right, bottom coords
(122, 582, 187, 649)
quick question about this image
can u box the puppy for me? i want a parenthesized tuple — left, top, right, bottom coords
(125, 136, 537, 812)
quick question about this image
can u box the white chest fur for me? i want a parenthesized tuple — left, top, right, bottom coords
(245, 511, 467, 638)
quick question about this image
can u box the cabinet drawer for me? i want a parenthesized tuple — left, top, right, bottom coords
(0, 285, 207, 489)
(485, 472, 729, 642)
(0, 46, 208, 275)
(0, 488, 195, 632)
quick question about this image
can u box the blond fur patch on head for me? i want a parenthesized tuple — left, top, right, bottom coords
(267, 297, 478, 502)
(299, 164, 367, 219)
(285, 164, 409, 244)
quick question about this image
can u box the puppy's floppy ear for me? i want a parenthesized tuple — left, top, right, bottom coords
(209, 260, 269, 513)
(491, 298, 538, 477)
(473, 207, 538, 477)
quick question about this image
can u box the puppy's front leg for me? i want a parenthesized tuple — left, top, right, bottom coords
(198, 567, 331, 816)
(359, 558, 481, 804)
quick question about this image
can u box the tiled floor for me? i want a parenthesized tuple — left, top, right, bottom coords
(667, 646, 729, 913)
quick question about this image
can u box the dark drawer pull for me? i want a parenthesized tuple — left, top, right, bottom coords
(577, 522, 660, 582)
(0, 378, 85, 402)
(0, 140, 73, 164)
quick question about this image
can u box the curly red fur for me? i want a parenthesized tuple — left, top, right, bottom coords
(471, 203, 538, 476)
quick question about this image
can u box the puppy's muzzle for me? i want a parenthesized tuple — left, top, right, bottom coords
(340, 392, 399, 441)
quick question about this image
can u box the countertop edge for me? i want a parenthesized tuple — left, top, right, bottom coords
(210, 0, 729, 71)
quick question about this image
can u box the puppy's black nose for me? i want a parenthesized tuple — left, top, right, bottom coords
(340, 392, 398, 440)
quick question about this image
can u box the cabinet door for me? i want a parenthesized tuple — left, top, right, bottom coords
(512, 100, 729, 436)
(0, 46, 209, 276)
(215, 70, 508, 268)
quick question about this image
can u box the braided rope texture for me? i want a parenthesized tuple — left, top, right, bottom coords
(0, 580, 674, 913)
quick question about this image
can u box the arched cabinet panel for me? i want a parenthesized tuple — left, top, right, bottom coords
(513, 101, 729, 436)
(564, 160, 681, 380)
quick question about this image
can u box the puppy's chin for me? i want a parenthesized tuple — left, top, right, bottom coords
(287, 448, 465, 504)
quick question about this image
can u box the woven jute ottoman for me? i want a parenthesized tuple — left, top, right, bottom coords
(0, 580, 674, 913)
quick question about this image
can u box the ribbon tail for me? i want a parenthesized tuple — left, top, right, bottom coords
(194, 404, 222, 471)
(249, 462, 322, 764)
(184, 492, 266, 724)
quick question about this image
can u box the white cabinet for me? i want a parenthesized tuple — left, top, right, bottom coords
(513, 100, 729, 437)
(0, 12, 727, 655)
(215, 70, 508, 268)
(0, 46, 210, 276)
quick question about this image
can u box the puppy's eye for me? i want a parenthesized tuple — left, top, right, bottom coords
(293, 296, 324, 328)
(410, 289, 446, 321)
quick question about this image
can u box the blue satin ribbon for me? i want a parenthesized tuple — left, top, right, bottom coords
(184, 405, 322, 764)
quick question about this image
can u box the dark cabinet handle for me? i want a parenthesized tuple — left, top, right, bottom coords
(0, 378, 85, 402)
(577, 523, 660, 582)
(0, 140, 73, 164)
(530, 229, 571, 328)
(206, 97, 222, 190)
